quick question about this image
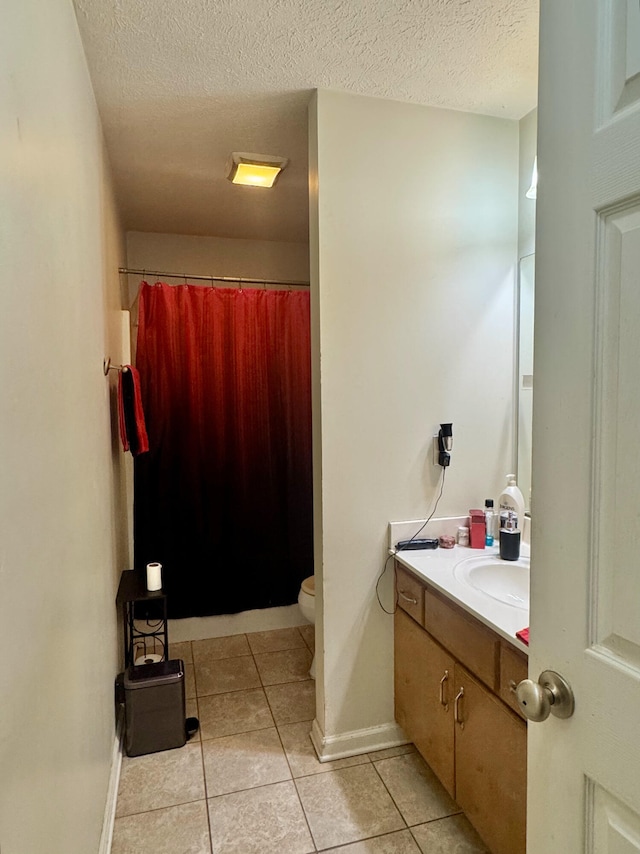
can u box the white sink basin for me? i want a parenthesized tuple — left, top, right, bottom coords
(454, 555, 529, 609)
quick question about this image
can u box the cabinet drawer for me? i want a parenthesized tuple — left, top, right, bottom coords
(499, 643, 529, 720)
(395, 564, 424, 625)
(424, 589, 499, 691)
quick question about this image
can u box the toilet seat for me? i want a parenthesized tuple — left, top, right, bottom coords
(301, 576, 315, 596)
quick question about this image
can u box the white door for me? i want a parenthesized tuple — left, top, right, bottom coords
(529, 1, 640, 850)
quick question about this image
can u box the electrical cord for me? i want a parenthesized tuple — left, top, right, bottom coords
(376, 466, 447, 615)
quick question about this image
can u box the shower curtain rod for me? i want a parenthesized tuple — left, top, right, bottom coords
(119, 267, 310, 287)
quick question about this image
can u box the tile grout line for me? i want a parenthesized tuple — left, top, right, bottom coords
(296, 624, 315, 655)
(194, 684, 215, 854)
(412, 810, 464, 826)
(407, 825, 424, 854)
(252, 639, 313, 690)
(189, 639, 203, 743)
(263, 680, 316, 727)
(252, 643, 267, 689)
(405, 814, 463, 854)
(194, 633, 250, 854)
(189, 638, 199, 703)
(116, 794, 210, 821)
(200, 673, 300, 737)
(315, 828, 418, 853)
(193, 640, 261, 699)
(262, 682, 281, 732)
(194, 629, 317, 851)
(204, 775, 314, 802)
(369, 757, 411, 831)
(290, 774, 319, 852)
(369, 756, 464, 831)
(196, 679, 313, 739)
(274, 752, 371, 782)
(189, 631, 327, 851)
(199, 719, 276, 743)
(295, 624, 310, 653)
(268, 691, 318, 852)
(199, 742, 214, 853)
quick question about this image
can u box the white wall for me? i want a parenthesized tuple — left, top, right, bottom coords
(0, 1, 128, 851)
(518, 108, 538, 259)
(517, 108, 537, 510)
(309, 90, 518, 749)
(126, 231, 310, 307)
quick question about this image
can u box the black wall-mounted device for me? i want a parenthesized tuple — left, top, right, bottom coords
(438, 422, 453, 467)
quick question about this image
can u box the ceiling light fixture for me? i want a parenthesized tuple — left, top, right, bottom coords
(226, 152, 289, 188)
(525, 156, 538, 200)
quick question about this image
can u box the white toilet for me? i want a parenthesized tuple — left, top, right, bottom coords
(298, 575, 316, 679)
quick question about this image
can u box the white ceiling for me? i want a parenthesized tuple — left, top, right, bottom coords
(73, 0, 539, 244)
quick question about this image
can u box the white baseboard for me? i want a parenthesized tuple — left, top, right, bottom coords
(99, 713, 124, 854)
(310, 717, 408, 762)
(169, 604, 309, 642)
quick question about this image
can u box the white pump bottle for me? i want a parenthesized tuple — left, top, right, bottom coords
(498, 474, 525, 524)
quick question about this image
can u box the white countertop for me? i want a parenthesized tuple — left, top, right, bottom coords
(394, 542, 530, 655)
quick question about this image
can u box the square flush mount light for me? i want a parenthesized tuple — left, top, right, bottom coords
(226, 152, 289, 188)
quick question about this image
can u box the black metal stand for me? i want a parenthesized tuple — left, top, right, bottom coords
(116, 569, 169, 668)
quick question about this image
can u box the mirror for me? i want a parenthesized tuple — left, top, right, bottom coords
(516, 253, 534, 513)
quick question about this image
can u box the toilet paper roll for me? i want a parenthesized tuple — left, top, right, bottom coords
(146, 562, 162, 591)
(135, 653, 163, 666)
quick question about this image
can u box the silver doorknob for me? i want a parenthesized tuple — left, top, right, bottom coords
(515, 670, 575, 722)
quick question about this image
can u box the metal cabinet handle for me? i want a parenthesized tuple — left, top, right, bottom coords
(398, 590, 418, 605)
(439, 670, 449, 710)
(454, 687, 465, 729)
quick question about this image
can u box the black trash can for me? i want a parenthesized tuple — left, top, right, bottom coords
(123, 659, 186, 757)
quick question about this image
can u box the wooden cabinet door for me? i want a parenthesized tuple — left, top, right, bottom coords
(394, 608, 455, 796)
(453, 664, 526, 854)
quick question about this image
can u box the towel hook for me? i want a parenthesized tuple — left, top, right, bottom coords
(103, 357, 128, 375)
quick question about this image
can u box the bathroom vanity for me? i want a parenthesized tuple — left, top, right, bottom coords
(394, 551, 528, 854)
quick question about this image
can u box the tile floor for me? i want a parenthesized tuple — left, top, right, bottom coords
(111, 626, 489, 854)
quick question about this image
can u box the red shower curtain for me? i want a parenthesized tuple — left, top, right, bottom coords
(134, 282, 313, 619)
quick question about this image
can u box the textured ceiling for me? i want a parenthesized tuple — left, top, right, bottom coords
(73, 0, 539, 243)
